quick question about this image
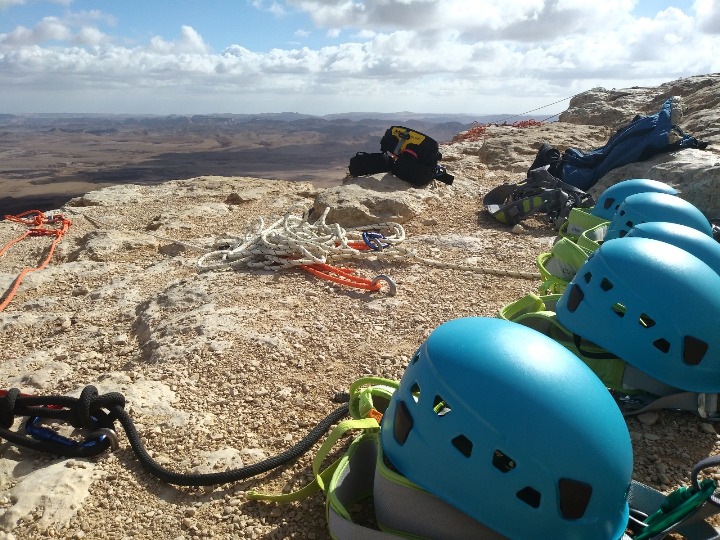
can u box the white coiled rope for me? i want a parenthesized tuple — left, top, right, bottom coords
(197, 204, 540, 281)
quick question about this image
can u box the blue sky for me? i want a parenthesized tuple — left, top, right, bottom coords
(1, 0, 718, 115)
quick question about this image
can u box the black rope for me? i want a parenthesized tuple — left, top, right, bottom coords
(0, 385, 350, 486)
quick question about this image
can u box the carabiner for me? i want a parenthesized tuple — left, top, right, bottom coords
(362, 232, 389, 251)
(25, 417, 118, 451)
(371, 274, 397, 296)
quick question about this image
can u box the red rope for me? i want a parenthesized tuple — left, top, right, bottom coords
(0, 210, 72, 312)
(300, 263, 383, 292)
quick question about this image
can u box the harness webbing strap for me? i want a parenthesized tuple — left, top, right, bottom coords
(326, 434, 396, 540)
(327, 432, 509, 540)
(560, 207, 609, 241)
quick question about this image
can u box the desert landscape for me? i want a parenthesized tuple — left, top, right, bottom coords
(1, 73, 720, 540)
(0, 113, 483, 216)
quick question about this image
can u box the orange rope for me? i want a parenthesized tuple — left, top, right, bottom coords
(0, 210, 72, 312)
(300, 263, 383, 292)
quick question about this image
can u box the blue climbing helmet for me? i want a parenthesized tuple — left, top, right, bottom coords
(625, 221, 720, 274)
(380, 317, 632, 540)
(591, 179, 677, 221)
(556, 237, 720, 393)
(605, 191, 712, 241)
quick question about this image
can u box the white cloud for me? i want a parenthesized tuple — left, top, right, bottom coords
(0, 0, 25, 9)
(0, 16, 72, 46)
(0, 1, 719, 114)
(251, 0, 289, 16)
(148, 25, 210, 54)
(73, 26, 107, 47)
(696, 0, 720, 33)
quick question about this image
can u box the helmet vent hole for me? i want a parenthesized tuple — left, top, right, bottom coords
(603, 197, 615, 210)
(600, 278, 613, 291)
(432, 395, 451, 416)
(516, 486, 541, 509)
(492, 449, 516, 473)
(619, 230, 628, 238)
(583, 272, 592, 284)
(393, 400, 414, 445)
(566, 284, 584, 313)
(610, 303, 626, 318)
(451, 435, 473, 458)
(638, 313, 656, 328)
(653, 338, 671, 353)
(411, 351, 420, 364)
(683, 336, 708, 366)
(410, 382, 421, 403)
(558, 478, 592, 520)
(625, 220, 633, 229)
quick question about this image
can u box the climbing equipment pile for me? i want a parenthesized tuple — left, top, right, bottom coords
(2, 311, 720, 538)
(249, 319, 720, 540)
(3, 187, 720, 538)
(0, 210, 72, 312)
(526, 96, 709, 191)
(482, 165, 595, 230)
(197, 203, 401, 294)
(197, 203, 541, 292)
(502, 178, 720, 421)
(484, 96, 710, 229)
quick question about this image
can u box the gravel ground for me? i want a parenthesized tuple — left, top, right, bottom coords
(1, 152, 719, 539)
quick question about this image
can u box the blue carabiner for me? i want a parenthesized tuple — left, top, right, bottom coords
(25, 416, 118, 450)
(362, 232, 388, 251)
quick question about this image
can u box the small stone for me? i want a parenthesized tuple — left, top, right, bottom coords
(72, 286, 90, 296)
(637, 411, 659, 426)
(511, 224, 525, 234)
(700, 422, 717, 434)
(643, 433, 661, 441)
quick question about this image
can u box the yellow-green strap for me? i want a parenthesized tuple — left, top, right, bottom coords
(246, 460, 340, 502)
(348, 377, 399, 419)
(314, 417, 380, 494)
(499, 293, 628, 391)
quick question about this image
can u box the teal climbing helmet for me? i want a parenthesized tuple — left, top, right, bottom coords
(625, 222, 720, 274)
(591, 179, 677, 221)
(556, 237, 720, 393)
(380, 317, 632, 540)
(605, 191, 712, 241)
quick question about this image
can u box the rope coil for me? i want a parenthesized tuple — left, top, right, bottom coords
(197, 204, 540, 283)
(0, 210, 72, 311)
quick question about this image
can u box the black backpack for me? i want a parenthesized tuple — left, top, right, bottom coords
(348, 126, 453, 186)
